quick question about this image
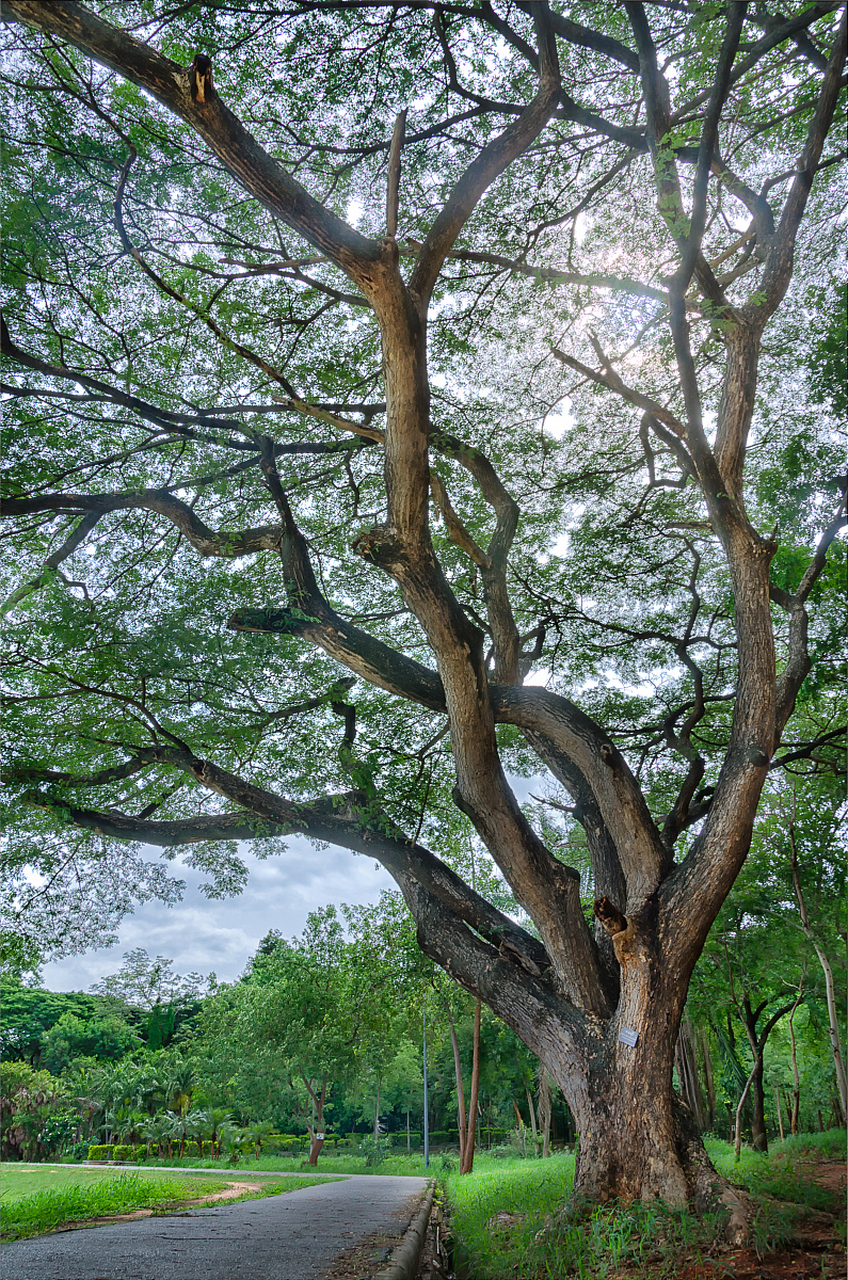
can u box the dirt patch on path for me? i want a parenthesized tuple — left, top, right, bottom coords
(320, 1186, 428, 1279)
(51, 1180, 265, 1233)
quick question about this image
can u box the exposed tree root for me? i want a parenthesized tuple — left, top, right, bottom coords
(676, 1098, 749, 1244)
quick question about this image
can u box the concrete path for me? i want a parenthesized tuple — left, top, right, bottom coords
(0, 1172, 430, 1280)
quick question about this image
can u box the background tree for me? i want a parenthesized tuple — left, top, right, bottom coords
(197, 905, 405, 1163)
(686, 764, 844, 1146)
(783, 787, 846, 1122)
(89, 947, 208, 1050)
(0, 977, 117, 1065)
(38, 1007, 138, 1074)
(0, 0, 844, 1228)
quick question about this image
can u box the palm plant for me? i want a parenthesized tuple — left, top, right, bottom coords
(184, 1107, 210, 1159)
(206, 1108, 232, 1160)
(247, 1120, 274, 1156)
(162, 1059, 195, 1118)
(221, 1123, 254, 1166)
(141, 1113, 172, 1160)
(114, 1105, 146, 1146)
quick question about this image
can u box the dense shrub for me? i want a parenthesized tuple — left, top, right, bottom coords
(87, 1143, 145, 1162)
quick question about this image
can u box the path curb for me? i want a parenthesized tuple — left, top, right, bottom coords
(371, 1180, 435, 1280)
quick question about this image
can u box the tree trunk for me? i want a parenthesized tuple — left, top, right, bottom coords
(305, 1076, 327, 1165)
(748, 1057, 768, 1152)
(734, 1055, 761, 1161)
(526, 1086, 540, 1154)
(563, 1056, 747, 1242)
(789, 1005, 801, 1136)
(447, 1008, 468, 1166)
(306, 1129, 325, 1164)
(774, 1086, 784, 1142)
(816, 944, 847, 1123)
(373, 1075, 381, 1144)
(539, 1070, 552, 1158)
(737, 996, 796, 1155)
(700, 1029, 717, 1131)
(414, 876, 752, 1238)
(460, 999, 481, 1175)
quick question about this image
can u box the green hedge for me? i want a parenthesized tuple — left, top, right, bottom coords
(263, 1133, 352, 1154)
(264, 1134, 307, 1153)
(87, 1144, 146, 1162)
(389, 1130, 509, 1147)
(88, 1142, 218, 1161)
(426, 1131, 460, 1147)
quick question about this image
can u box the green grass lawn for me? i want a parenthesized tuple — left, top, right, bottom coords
(0, 1164, 341, 1242)
(440, 1131, 847, 1280)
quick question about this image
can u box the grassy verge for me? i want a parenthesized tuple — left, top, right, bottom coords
(117, 1150, 433, 1177)
(440, 1131, 846, 1279)
(0, 1166, 340, 1242)
(707, 1130, 845, 1215)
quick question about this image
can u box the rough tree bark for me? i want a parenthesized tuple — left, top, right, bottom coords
(675, 1017, 707, 1133)
(303, 1077, 327, 1166)
(1, 0, 844, 1238)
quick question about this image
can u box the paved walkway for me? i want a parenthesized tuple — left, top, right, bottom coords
(0, 1172, 430, 1280)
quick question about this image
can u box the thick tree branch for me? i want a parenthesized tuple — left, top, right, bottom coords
(1, 314, 248, 441)
(385, 108, 406, 240)
(397, 872, 597, 1092)
(2, 489, 282, 558)
(1, 315, 380, 448)
(409, 3, 561, 304)
(493, 686, 670, 908)
(774, 498, 846, 735)
(20, 751, 552, 983)
(552, 347, 687, 442)
(757, 5, 846, 316)
(0, 509, 101, 618)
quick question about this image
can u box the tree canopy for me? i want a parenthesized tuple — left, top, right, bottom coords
(1, 0, 844, 1220)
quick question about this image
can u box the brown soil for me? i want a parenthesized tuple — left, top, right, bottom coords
(318, 1225, 400, 1278)
(680, 1156, 846, 1280)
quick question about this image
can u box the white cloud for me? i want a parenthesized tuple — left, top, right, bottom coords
(40, 837, 395, 992)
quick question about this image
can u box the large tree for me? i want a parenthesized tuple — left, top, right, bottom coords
(1, 0, 844, 1229)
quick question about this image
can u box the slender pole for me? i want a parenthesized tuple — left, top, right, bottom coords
(423, 997, 430, 1169)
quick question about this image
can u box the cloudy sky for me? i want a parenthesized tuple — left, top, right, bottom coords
(41, 837, 396, 993)
(39, 771, 540, 995)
